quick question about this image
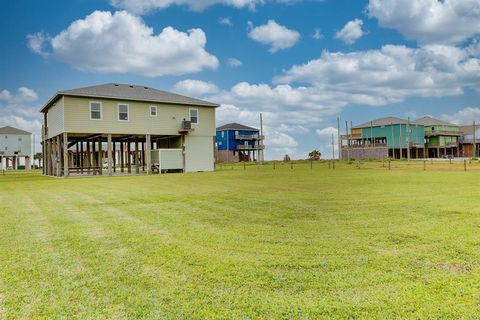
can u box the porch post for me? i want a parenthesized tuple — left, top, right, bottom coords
(107, 134, 113, 176)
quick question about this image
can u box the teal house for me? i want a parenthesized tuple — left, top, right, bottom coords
(343, 117, 425, 159)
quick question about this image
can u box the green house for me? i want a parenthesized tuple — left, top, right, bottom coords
(415, 116, 460, 157)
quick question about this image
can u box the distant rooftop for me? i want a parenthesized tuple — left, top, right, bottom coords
(41, 83, 219, 112)
(216, 123, 259, 131)
(0, 126, 31, 135)
(352, 117, 411, 129)
(415, 116, 457, 126)
(459, 124, 480, 134)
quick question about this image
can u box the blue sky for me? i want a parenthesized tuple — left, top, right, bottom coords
(1, 0, 480, 159)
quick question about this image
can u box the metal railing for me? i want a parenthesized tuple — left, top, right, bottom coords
(341, 143, 387, 148)
(235, 134, 264, 140)
(237, 144, 266, 150)
(425, 130, 461, 137)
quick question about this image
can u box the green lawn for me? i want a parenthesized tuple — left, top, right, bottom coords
(1, 162, 480, 319)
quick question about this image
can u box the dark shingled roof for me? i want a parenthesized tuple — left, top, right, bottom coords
(41, 83, 219, 112)
(415, 116, 457, 126)
(216, 123, 259, 131)
(0, 126, 31, 135)
(352, 116, 411, 129)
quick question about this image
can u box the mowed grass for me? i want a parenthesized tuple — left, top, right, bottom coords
(2, 162, 480, 319)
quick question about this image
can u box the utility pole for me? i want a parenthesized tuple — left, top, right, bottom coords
(260, 113, 264, 163)
(391, 122, 394, 159)
(337, 116, 341, 160)
(407, 117, 411, 161)
(399, 124, 403, 159)
(474, 120, 476, 158)
(331, 133, 335, 161)
(345, 121, 350, 161)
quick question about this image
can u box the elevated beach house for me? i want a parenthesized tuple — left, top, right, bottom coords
(40, 83, 218, 177)
(0, 126, 33, 170)
(215, 123, 265, 163)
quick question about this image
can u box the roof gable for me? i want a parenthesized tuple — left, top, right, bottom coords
(415, 116, 457, 126)
(216, 123, 259, 131)
(0, 126, 31, 135)
(41, 83, 219, 112)
(352, 117, 412, 129)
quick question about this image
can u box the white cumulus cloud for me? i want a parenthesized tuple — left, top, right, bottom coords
(27, 10, 219, 77)
(335, 19, 364, 44)
(367, 0, 480, 45)
(441, 107, 480, 125)
(0, 87, 42, 152)
(110, 0, 275, 14)
(227, 57, 243, 67)
(172, 79, 219, 97)
(313, 28, 323, 40)
(248, 20, 300, 53)
(275, 44, 480, 104)
(218, 17, 233, 26)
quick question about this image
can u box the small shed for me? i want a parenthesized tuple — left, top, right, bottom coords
(150, 149, 183, 173)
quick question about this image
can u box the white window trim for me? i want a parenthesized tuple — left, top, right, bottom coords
(117, 103, 129, 122)
(89, 101, 102, 121)
(149, 105, 158, 117)
(189, 108, 199, 125)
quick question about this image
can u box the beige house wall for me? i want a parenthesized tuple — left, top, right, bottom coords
(185, 136, 215, 172)
(62, 96, 215, 137)
(46, 97, 64, 139)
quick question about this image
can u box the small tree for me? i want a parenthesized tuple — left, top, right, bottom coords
(308, 150, 321, 161)
(283, 154, 291, 162)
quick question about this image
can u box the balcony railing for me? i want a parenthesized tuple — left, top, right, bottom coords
(342, 143, 387, 149)
(235, 134, 264, 140)
(237, 144, 265, 150)
(426, 142, 459, 147)
(425, 130, 461, 137)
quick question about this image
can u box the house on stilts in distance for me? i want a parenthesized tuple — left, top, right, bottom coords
(215, 123, 265, 163)
(41, 83, 218, 177)
(341, 116, 461, 160)
(0, 126, 33, 170)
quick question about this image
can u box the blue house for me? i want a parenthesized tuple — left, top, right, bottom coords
(216, 123, 265, 162)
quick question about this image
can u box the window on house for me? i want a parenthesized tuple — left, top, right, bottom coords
(18, 137, 22, 142)
(150, 105, 157, 117)
(90, 102, 102, 120)
(189, 108, 198, 124)
(118, 104, 129, 121)
(221, 131, 224, 138)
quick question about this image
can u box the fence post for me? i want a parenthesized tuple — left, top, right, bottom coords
(290, 162, 293, 169)
(333, 160, 335, 169)
(388, 159, 391, 170)
(273, 161, 276, 170)
(232, 163, 234, 170)
(450, 158, 452, 165)
(328, 161, 331, 169)
(423, 160, 426, 171)
(243, 162, 246, 170)
(464, 159, 467, 171)
(310, 160, 313, 169)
